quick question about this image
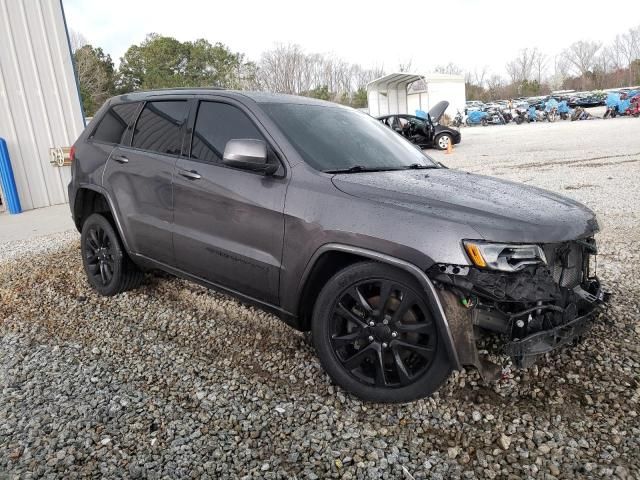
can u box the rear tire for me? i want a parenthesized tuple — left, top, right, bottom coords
(311, 262, 451, 403)
(81, 213, 144, 296)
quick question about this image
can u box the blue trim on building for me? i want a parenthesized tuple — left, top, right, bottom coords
(0, 138, 23, 214)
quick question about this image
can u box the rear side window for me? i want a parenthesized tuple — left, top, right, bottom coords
(91, 102, 140, 144)
(132, 101, 189, 155)
(191, 102, 264, 163)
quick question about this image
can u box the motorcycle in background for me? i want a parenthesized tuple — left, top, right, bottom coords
(513, 107, 528, 124)
(557, 100, 571, 120)
(604, 92, 621, 118)
(602, 91, 638, 118)
(452, 110, 464, 127)
(629, 94, 640, 117)
(485, 108, 506, 125)
(544, 98, 559, 122)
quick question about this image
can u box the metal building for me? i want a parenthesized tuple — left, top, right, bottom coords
(0, 0, 84, 212)
(367, 73, 466, 119)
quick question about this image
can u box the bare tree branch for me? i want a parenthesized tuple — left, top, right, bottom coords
(434, 63, 462, 75)
(69, 30, 88, 53)
(562, 40, 602, 76)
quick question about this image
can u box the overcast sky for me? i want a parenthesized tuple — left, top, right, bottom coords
(63, 0, 640, 77)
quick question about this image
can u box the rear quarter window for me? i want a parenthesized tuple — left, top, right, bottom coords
(91, 102, 141, 144)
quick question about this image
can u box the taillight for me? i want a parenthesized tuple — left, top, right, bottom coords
(69, 145, 76, 163)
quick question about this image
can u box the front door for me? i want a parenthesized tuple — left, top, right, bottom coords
(172, 100, 287, 305)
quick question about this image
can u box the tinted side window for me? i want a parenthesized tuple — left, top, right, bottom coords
(92, 102, 140, 144)
(191, 102, 264, 163)
(132, 101, 188, 155)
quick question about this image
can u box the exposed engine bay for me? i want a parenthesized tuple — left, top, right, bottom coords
(431, 237, 607, 379)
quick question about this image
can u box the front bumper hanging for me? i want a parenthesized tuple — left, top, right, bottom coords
(439, 264, 609, 381)
(505, 281, 607, 368)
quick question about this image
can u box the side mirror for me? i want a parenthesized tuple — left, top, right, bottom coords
(222, 139, 277, 175)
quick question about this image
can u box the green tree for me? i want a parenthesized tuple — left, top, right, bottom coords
(350, 87, 368, 108)
(305, 85, 331, 100)
(74, 45, 114, 115)
(518, 79, 542, 97)
(116, 33, 252, 93)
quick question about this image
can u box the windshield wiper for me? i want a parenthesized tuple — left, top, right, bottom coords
(324, 165, 403, 174)
(405, 163, 438, 170)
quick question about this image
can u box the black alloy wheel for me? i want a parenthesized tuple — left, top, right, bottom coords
(312, 262, 451, 402)
(81, 213, 144, 296)
(85, 223, 115, 287)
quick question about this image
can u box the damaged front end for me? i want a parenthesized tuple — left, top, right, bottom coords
(430, 238, 608, 380)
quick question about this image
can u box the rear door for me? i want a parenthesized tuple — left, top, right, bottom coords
(103, 99, 189, 265)
(172, 99, 287, 305)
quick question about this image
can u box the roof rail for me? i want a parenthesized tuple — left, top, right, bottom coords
(140, 86, 227, 92)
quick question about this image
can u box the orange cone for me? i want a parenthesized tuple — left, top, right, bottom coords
(446, 141, 453, 154)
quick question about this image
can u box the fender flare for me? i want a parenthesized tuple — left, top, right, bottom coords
(300, 243, 461, 369)
(74, 183, 133, 254)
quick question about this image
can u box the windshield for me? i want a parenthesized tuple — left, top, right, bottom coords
(261, 103, 438, 172)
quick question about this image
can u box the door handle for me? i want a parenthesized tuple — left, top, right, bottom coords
(179, 169, 201, 180)
(112, 155, 129, 164)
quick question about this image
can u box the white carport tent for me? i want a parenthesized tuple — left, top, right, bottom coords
(367, 72, 466, 118)
(366, 73, 423, 117)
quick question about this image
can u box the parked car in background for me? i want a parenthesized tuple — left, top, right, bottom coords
(568, 94, 605, 108)
(377, 101, 461, 150)
(465, 100, 484, 112)
(69, 88, 606, 403)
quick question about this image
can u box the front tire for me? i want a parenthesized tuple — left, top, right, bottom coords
(81, 213, 144, 296)
(311, 262, 451, 403)
(434, 133, 452, 150)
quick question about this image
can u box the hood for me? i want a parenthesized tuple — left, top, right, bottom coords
(332, 169, 598, 243)
(428, 101, 449, 123)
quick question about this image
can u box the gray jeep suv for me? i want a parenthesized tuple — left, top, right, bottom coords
(68, 88, 605, 403)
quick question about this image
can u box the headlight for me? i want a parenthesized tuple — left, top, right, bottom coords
(463, 240, 547, 272)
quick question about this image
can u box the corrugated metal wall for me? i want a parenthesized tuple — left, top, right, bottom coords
(0, 0, 84, 211)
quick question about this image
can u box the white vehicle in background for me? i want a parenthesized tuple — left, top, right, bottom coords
(465, 100, 484, 112)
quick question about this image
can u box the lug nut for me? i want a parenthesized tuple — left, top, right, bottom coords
(391, 331, 397, 338)
(368, 336, 374, 342)
(369, 321, 375, 327)
(382, 342, 388, 348)
(382, 319, 389, 325)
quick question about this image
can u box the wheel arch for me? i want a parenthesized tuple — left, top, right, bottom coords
(295, 243, 461, 369)
(73, 185, 132, 254)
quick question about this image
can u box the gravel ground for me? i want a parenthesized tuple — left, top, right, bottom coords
(2, 118, 640, 479)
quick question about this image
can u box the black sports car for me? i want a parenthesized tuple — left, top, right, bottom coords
(377, 101, 461, 150)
